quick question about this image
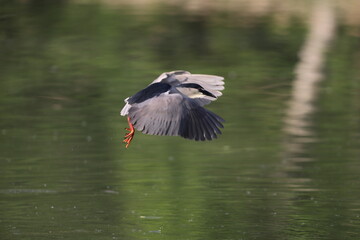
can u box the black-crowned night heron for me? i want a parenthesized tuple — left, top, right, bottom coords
(120, 70, 225, 148)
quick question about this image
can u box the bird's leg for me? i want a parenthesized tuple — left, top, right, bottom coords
(123, 116, 135, 148)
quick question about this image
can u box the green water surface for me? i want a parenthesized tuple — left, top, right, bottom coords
(1, 1, 360, 240)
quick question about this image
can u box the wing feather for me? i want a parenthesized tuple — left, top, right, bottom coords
(127, 93, 224, 140)
(128, 94, 182, 136)
(190, 106, 207, 141)
(179, 98, 224, 141)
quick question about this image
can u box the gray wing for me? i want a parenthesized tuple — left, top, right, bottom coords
(151, 70, 225, 105)
(127, 93, 224, 140)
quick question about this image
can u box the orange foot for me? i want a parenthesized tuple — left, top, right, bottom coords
(123, 116, 135, 148)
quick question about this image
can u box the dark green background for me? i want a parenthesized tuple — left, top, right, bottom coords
(1, 1, 359, 239)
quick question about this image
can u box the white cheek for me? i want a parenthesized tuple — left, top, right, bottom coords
(188, 92, 205, 98)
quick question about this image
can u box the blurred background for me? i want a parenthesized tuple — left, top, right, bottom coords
(1, 0, 359, 239)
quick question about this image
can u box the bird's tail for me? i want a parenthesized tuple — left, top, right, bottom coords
(120, 98, 131, 116)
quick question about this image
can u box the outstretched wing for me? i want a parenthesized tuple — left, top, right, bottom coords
(151, 70, 225, 105)
(128, 93, 183, 136)
(179, 99, 225, 141)
(127, 93, 224, 140)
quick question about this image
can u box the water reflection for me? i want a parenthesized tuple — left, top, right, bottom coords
(284, 0, 336, 138)
(282, 0, 336, 182)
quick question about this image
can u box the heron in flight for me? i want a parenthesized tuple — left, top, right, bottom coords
(120, 70, 225, 148)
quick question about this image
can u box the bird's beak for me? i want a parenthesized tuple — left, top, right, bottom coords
(200, 89, 217, 99)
